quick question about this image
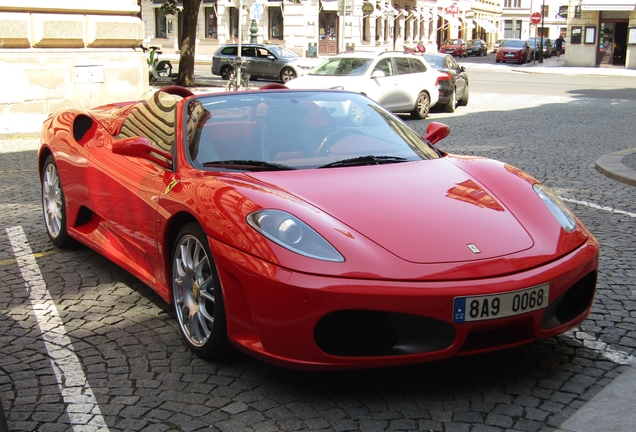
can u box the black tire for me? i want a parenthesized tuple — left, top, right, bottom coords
(444, 89, 456, 113)
(221, 65, 234, 81)
(280, 67, 297, 83)
(157, 60, 172, 77)
(411, 92, 430, 119)
(458, 84, 469, 107)
(172, 223, 230, 359)
(496, 59, 501, 63)
(42, 155, 74, 248)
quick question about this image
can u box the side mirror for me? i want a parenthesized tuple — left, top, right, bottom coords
(267, 55, 276, 60)
(371, 70, 386, 79)
(459, 66, 465, 72)
(424, 122, 450, 146)
(112, 136, 172, 169)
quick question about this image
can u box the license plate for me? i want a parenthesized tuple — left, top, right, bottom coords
(505, 53, 513, 57)
(452, 284, 549, 323)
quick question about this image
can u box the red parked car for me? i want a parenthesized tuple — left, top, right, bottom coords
(440, 38, 468, 57)
(496, 38, 533, 64)
(39, 86, 599, 370)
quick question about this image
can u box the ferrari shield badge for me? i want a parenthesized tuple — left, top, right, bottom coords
(467, 244, 481, 254)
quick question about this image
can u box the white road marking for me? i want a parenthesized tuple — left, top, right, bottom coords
(563, 329, 636, 366)
(6, 226, 109, 431)
(560, 197, 636, 218)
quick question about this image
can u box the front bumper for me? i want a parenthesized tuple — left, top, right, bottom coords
(210, 236, 599, 370)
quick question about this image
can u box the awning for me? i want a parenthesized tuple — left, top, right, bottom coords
(320, 0, 338, 11)
(438, 11, 461, 27)
(580, 0, 635, 11)
(474, 18, 498, 33)
(459, 16, 475, 29)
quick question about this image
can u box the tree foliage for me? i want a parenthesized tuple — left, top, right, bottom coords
(160, 0, 203, 87)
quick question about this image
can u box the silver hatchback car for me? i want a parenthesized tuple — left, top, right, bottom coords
(211, 43, 317, 83)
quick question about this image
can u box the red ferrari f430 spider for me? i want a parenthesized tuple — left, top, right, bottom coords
(39, 86, 599, 370)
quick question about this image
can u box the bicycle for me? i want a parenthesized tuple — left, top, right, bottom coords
(225, 57, 251, 91)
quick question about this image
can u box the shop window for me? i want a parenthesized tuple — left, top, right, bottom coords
(376, 17, 382, 41)
(155, 8, 167, 38)
(363, 16, 370, 42)
(269, 7, 283, 40)
(205, 7, 218, 39)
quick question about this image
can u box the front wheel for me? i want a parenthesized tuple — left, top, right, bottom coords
(157, 60, 172, 77)
(42, 155, 73, 248)
(411, 92, 430, 119)
(280, 67, 297, 83)
(172, 223, 230, 359)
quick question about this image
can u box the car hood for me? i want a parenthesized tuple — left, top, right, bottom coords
(442, 44, 462, 49)
(500, 47, 526, 52)
(247, 159, 534, 265)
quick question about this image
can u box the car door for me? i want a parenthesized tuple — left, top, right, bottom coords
(365, 57, 402, 110)
(446, 56, 466, 97)
(86, 97, 178, 288)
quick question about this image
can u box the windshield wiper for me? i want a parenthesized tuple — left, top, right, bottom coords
(203, 160, 296, 171)
(319, 155, 409, 169)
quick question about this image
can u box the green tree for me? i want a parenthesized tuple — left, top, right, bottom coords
(161, 0, 203, 86)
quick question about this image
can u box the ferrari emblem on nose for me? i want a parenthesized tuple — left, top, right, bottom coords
(467, 244, 481, 254)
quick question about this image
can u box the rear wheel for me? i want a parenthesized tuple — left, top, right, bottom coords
(172, 223, 230, 359)
(444, 89, 456, 113)
(411, 92, 430, 119)
(458, 84, 469, 107)
(42, 155, 73, 248)
(221, 65, 234, 80)
(280, 67, 296, 83)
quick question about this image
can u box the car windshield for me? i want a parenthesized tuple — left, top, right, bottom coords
(308, 57, 374, 76)
(503, 40, 525, 48)
(268, 46, 299, 58)
(184, 90, 440, 171)
(444, 39, 462, 45)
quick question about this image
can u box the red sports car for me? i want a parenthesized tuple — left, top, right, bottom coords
(39, 86, 599, 370)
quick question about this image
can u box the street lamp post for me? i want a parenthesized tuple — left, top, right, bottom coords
(539, 0, 545, 63)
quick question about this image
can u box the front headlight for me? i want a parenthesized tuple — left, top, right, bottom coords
(247, 209, 345, 262)
(533, 184, 577, 232)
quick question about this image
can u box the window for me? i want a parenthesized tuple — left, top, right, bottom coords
(269, 7, 283, 40)
(205, 7, 217, 39)
(376, 17, 382, 41)
(229, 7, 238, 40)
(405, 16, 411, 41)
(394, 57, 411, 74)
(408, 58, 426, 73)
(155, 8, 167, 38)
(363, 17, 370, 42)
(373, 58, 393, 75)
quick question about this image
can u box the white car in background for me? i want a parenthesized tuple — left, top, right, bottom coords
(285, 52, 439, 119)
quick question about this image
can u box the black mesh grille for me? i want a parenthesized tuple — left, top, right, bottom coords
(73, 115, 95, 142)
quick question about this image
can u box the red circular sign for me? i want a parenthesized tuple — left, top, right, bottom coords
(531, 12, 542, 24)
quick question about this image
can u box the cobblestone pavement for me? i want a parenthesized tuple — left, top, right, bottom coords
(1, 86, 635, 432)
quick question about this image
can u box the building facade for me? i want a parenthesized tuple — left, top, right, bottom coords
(140, 0, 505, 58)
(563, 0, 636, 68)
(0, 0, 147, 123)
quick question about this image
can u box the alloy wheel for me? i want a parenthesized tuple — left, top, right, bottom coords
(173, 234, 216, 348)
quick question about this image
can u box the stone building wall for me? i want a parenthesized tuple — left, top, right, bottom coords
(0, 0, 147, 130)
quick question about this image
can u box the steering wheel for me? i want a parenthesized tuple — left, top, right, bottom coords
(316, 129, 364, 157)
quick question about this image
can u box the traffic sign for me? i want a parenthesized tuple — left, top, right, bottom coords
(531, 12, 541, 24)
